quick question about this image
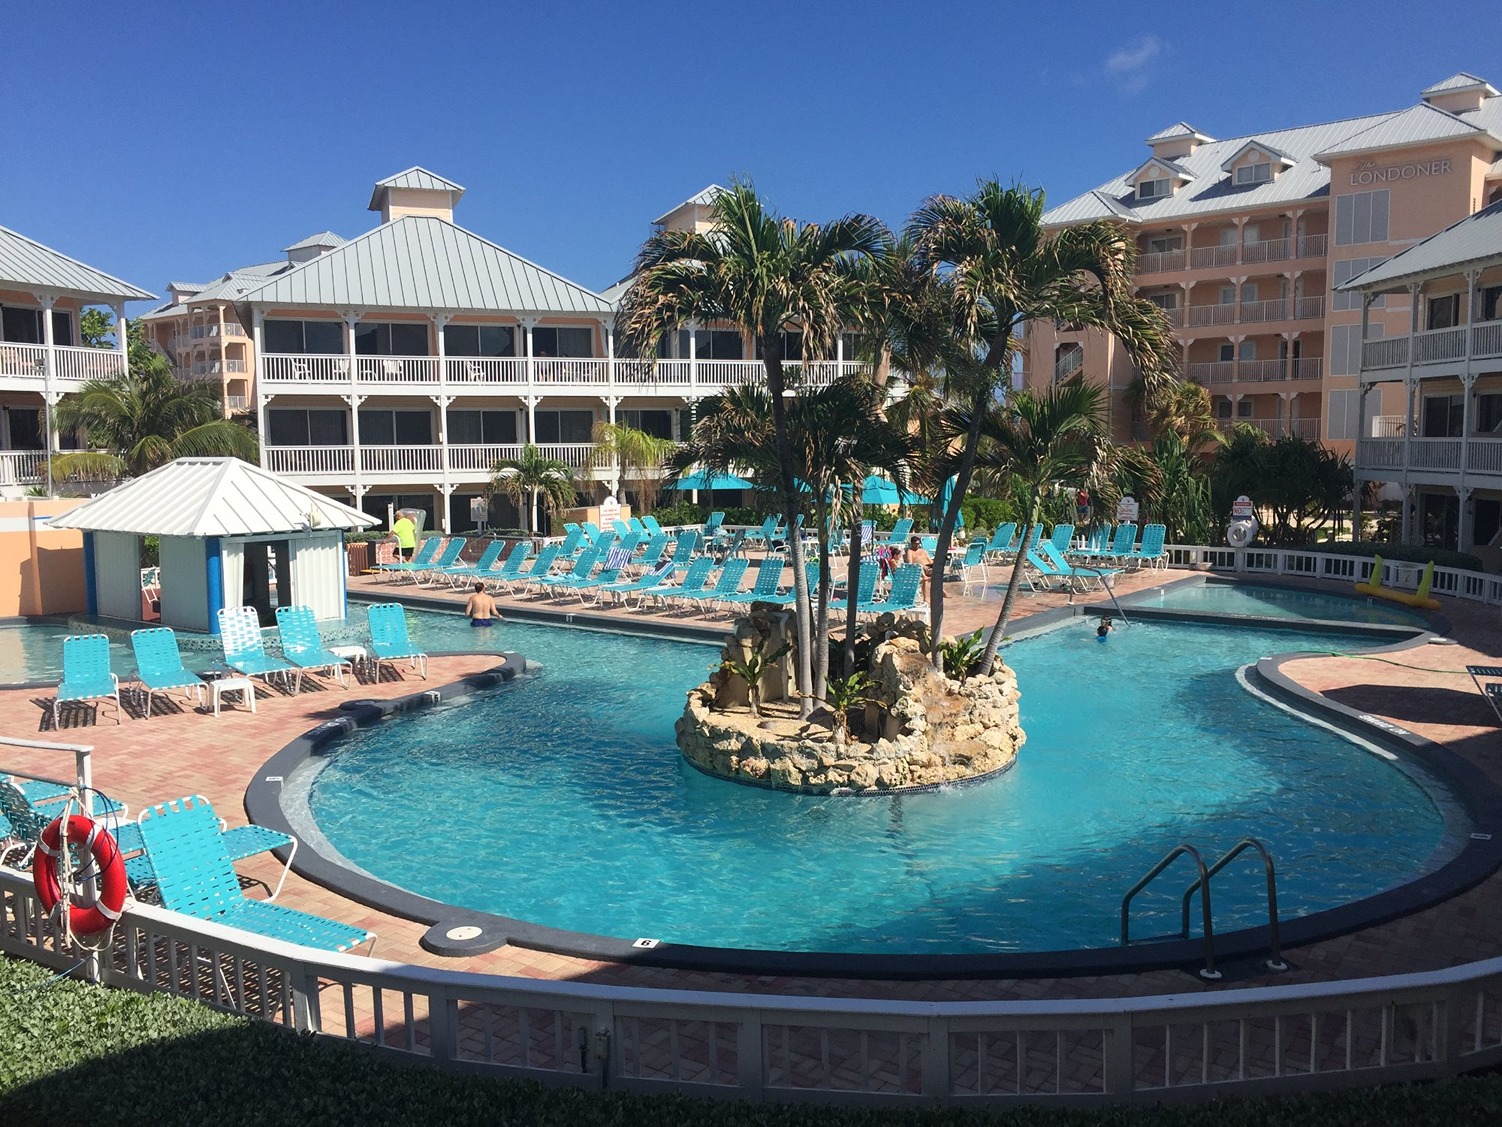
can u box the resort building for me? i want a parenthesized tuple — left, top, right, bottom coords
(163, 170, 866, 533)
(0, 226, 153, 492)
(1342, 199, 1502, 567)
(1023, 73, 1502, 454)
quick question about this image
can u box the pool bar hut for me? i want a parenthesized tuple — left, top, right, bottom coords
(49, 457, 378, 632)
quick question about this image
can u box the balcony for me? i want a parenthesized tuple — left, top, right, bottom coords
(1054, 348, 1084, 381)
(1181, 296, 1323, 332)
(1187, 302, 1238, 328)
(1361, 320, 1502, 374)
(1355, 436, 1502, 479)
(0, 450, 46, 485)
(258, 355, 867, 395)
(1186, 360, 1233, 384)
(1238, 417, 1319, 440)
(1188, 244, 1239, 270)
(263, 443, 604, 480)
(0, 343, 125, 389)
(1137, 233, 1329, 276)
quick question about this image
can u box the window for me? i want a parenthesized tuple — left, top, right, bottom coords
(1218, 343, 1235, 363)
(355, 322, 429, 356)
(1421, 394, 1464, 438)
(1334, 189, 1390, 246)
(1329, 322, 1383, 376)
(443, 323, 516, 357)
(1332, 258, 1388, 311)
(1215, 398, 1232, 419)
(754, 332, 804, 360)
(1426, 293, 1462, 331)
(1475, 498, 1502, 549)
(267, 409, 348, 446)
(1326, 389, 1361, 440)
(361, 493, 434, 531)
(358, 410, 432, 445)
(263, 319, 344, 354)
(6, 407, 42, 448)
(675, 328, 743, 359)
(1240, 341, 1257, 362)
(1237, 399, 1253, 418)
(533, 409, 594, 443)
(1137, 178, 1171, 200)
(1234, 162, 1273, 186)
(1147, 235, 1182, 253)
(448, 410, 517, 444)
(620, 409, 673, 439)
(1483, 286, 1502, 322)
(1146, 292, 1178, 310)
(0, 306, 72, 345)
(1477, 393, 1502, 434)
(531, 326, 593, 357)
(1219, 285, 1237, 306)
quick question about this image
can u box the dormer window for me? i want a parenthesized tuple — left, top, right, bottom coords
(1137, 178, 1172, 201)
(1234, 162, 1272, 186)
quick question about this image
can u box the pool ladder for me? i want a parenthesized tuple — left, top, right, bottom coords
(1120, 838, 1287, 981)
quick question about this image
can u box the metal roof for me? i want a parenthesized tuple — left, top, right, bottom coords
(48, 457, 378, 537)
(283, 231, 347, 253)
(1218, 139, 1295, 172)
(1423, 72, 1497, 97)
(1313, 103, 1493, 159)
(1145, 122, 1213, 143)
(367, 167, 465, 210)
(167, 281, 207, 294)
(0, 225, 154, 302)
(1340, 199, 1502, 291)
(1130, 156, 1195, 182)
(653, 184, 726, 225)
(187, 264, 293, 304)
(237, 215, 613, 315)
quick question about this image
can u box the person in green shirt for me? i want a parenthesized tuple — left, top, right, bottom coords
(391, 514, 417, 561)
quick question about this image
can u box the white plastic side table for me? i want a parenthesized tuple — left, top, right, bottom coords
(210, 676, 256, 718)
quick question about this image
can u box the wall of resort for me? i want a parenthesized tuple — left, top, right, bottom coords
(0, 499, 85, 618)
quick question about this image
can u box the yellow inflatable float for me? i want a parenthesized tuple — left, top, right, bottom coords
(1354, 554, 1442, 611)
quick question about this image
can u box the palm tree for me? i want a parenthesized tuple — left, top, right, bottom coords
(618, 181, 888, 718)
(907, 180, 1178, 666)
(972, 378, 1107, 675)
(490, 444, 576, 534)
(591, 421, 677, 515)
(51, 354, 259, 483)
(1128, 376, 1222, 453)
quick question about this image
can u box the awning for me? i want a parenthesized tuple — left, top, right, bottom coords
(861, 475, 928, 505)
(672, 471, 756, 491)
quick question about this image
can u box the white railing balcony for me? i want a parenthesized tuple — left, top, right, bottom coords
(1054, 349, 1084, 380)
(1361, 337, 1409, 371)
(1185, 360, 1233, 384)
(1189, 244, 1239, 270)
(1237, 358, 1287, 382)
(262, 354, 352, 383)
(1410, 437, 1463, 471)
(356, 356, 442, 384)
(225, 394, 249, 411)
(1469, 437, 1502, 475)
(225, 359, 247, 373)
(1371, 415, 1407, 438)
(533, 357, 609, 384)
(1238, 298, 1289, 323)
(1357, 437, 1404, 469)
(0, 343, 45, 380)
(208, 323, 246, 338)
(0, 450, 46, 485)
(1135, 248, 1184, 274)
(1413, 326, 1467, 365)
(1288, 417, 1319, 439)
(361, 445, 443, 474)
(1291, 357, 1323, 380)
(1240, 238, 1290, 265)
(1187, 302, 1238, 327)
(445, 357, 527, 384)
(1295, 296, 1325, 320)
(53, 346, 126, 384)
(1471, 320, 1502, 360)
(616, 358, 692, 385)
(1296, 233, 1328, 259)
(263, 446, 356, 475)
(534, 443, 597, 468)
(189, 325, 209, 339)
(448, 443, 524, 473)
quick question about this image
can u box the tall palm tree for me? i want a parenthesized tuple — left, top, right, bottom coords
(51, 354, 259, 483)
(590, 421, 677, 515)
(971, 378, 1107, 675)
(618, 181, 888, 718)
(490, 444, 576, 534)
(907, 180, 1177, 666)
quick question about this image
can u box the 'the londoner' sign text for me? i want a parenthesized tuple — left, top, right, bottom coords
(1350, 158, 1452, 185)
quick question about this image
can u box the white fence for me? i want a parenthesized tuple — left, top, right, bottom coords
(5, 867, 1502, 1105)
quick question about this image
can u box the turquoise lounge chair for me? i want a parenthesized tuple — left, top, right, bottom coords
(743, 515, 780, 544)
(532, 542, 605, 594)
(367, 603, 428, 680)
(483, 541, 533, 593)
(671, 558, 749, 613)
(594, 559, 676, 607)
(702, 511, 725, 540)
(835, 562, 879, 607)
(554, 526, 585, 558)
(641, 515, 664, 536)
(724, 555, 786, 607)
(414, 537, 467, 586)
(664, 530, 701, 575)
(636, 556, 715, 610)
(1071, 525, 1113, 559)
(612, 519, 632, 537)
(879, 518, 914, 546)
(862, 564, 927, 618)
(763, 561, 822, 607)
(1123, 523, 1167, 569)
(130, 628, 206, 718)
(437, 539, 505, 587)
(985, 523, 1018, 561)
(633, 533, 669, 572)
(137, 796, 373, 954)
(501, 544, 561, 595)
(275, 606, 353, 692)
(1033, 543, 1120, 592)
(217, 606, 296, 691)
(54, 634, 121, 729)
(376, 535, 441, 577)
(950, 541, 989, 597)
(1049, 524, 1075, 552)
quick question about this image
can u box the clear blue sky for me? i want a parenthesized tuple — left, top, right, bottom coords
(2, 1, 1493, 305)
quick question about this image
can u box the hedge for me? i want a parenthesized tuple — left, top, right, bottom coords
(6, 956, 1502, 1126)
(1301, 541, 1486, 573)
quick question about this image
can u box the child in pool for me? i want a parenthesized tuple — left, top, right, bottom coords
(1096, 615, 1113, 641)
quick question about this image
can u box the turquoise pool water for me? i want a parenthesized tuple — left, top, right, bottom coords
(0, 623, 225, 685)
(1135, 582, 1432, 628)
(305, 613, 1456, 954)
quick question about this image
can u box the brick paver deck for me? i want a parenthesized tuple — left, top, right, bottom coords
(4, 563, 1499, 1008)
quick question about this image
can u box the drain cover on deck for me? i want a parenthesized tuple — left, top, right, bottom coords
(420, 918, 507, 957)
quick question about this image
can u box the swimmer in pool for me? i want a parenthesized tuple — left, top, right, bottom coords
(1096, 615, 1113, 641)
(463, 581, 503, 628)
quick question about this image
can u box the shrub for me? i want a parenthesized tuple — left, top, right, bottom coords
(1302, 540, 1486, 573)
(650, 501, 707, 528)
(960, 497, 1015, 533)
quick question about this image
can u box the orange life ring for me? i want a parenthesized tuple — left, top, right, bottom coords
(33, 814, 127, 937)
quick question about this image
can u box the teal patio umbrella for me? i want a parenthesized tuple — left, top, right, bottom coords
(860, 474, 928, 505)
(673, 470, 756, 491)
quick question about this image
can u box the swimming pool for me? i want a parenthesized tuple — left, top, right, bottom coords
(0, 623, 225, 685)
(303, 612, 1458, 955)
(1128, 581, 1432, 628)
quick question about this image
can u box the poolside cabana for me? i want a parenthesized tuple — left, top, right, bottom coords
(48, 458, 377, 632)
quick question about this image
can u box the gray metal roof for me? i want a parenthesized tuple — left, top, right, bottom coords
(1145, 122, 1212, 143)
(283, 231, 347, 253)
(1313, 102, 1492, 159)
(237, 215, 613, 315)
(0, 225, 154, 302)
(167, 281, 207, 294)
(188, 264, 293, 303)
(1423, 72, 1497, 96)
(653, 184, 726, 225)
(48, 457, 378, 537)
(1131, 156, 1195, 182)
(1340, 199, 1502, 291)
(1218, 139, 1294, 171)
(367, 167, 465, 210)
(137, 301, 185, 322)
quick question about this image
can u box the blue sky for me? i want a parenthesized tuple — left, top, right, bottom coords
(2, 1, 1494, 304)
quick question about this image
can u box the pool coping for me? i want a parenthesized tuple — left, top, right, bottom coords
(245, 596, 1502, 981)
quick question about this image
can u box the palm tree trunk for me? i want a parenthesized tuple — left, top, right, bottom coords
(813, 495, 832, 702)
(764, 346, 814, 719)
(978, 504, 1038, 676)
(843, 506, 863, 678)
(927, 388, 987, 665)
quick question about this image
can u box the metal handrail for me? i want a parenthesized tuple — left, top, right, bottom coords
(1074, 562, 1131, 626)
(1182, 837, 1287, 973)
(1120, 843, 1219, 980)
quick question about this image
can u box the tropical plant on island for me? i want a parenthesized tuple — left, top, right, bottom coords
(822, 671, 876, 746)
(719, 635, 791, 719)
(489, 444, 576, 534)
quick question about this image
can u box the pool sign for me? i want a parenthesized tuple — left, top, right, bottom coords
(1231, 495, 1255, 519)
(600, 495, 621, 530)
(1115, 496, 1139, 523)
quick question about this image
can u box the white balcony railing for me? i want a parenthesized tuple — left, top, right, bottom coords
(1238, 299, 1289, 323)
(0, 343, 45, 379)
(1471, 321, 1502, 360)
(1470, 437, 1502, 475)
(1296, 233, 1328, 259)
(1054, 348, 1084, 381)
(262, 354, 351, 382)
(1188, 244, 1239, 270)
(265, 443, 604, 477)
(446, 357, 527, 384)
(1291, 357, 1323, 380)
(225, 394, 249, 411)
(0, 343, 125, 386)
(1412, 326, 1466, 365)
(0, 450, 46, 485)
(1238, 358, 1287, 382)
(1409, 437, 1463, 471)
(361, 445, 443, 474)
(263, 446, 356, 475)
(1295, 296, 1325, 320)
(1185, 360, 1233, 384)
(1356, 438, 1404, 469)
(1358, 435, 1502, 478)
(1135, 249, 1184, 274)
(356, 356, 442, 384)
(1371, 415, 1407, 438)
(1239, 238, 1289, 265)
(1187, 303, 1238, 327)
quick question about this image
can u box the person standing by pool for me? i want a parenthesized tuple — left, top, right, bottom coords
(907, 535, 933, 601)
(464, 581, 503, 628)
(391, 512, 417, 561)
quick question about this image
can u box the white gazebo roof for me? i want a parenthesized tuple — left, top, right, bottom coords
(49, 458, 378, 537)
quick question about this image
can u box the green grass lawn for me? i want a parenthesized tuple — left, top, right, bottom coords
(4, 954, 1502, 1126)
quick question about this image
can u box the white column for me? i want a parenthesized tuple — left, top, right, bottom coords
(345, 313, 363, 501)
(433, 314, 451, 530)
(522, 318, 538, 443)
(38, 295, 57, 496)
(1401, 283, 1420, 477)
(687, 323, 698, 391)
(113, 303, 128, 376)
(252, 309, 269, 463)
